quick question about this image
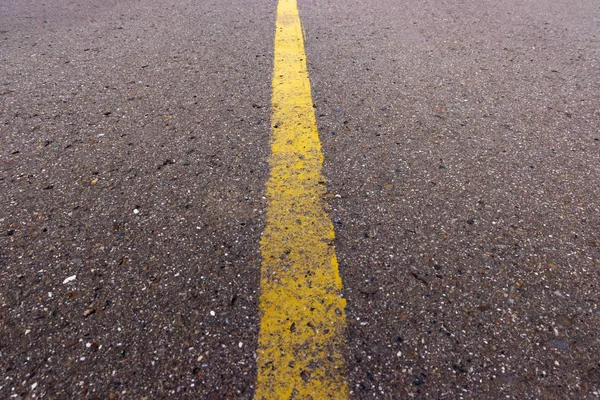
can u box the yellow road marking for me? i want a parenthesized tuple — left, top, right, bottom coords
(254, 0, 349, 398)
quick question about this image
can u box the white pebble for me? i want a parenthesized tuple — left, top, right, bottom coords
(239, 342, 243, 348)
(133, 209, 140, 214)
(210, 310, 215, 316)
(63, 275, 76, 284)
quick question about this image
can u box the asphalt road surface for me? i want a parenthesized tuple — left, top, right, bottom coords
(1, 0, 599, 398)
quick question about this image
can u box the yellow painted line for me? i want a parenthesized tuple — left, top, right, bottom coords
(254, 0, 349, 398)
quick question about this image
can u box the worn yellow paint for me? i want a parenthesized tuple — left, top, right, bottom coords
(254, 0, 349, 398)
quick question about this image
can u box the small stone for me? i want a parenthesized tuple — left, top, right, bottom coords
(210, 310, 215, 316)
(555, 315, 573, 327)
(83, 309, 95, 317)
(300, 370, 311, 382)
(63, 275, 76, 284)
(133, 209, 140, 214)
(412, 376, 425, 386)
(548, 340, 570, 351)
(359, 285, 378, 295)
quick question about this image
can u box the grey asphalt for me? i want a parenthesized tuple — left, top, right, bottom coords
(1, 0, 599, 398)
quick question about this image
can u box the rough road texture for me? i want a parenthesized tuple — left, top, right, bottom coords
(1, 0, 599, 398)
(1, 0, 273, 397)
(303, 0, 600, 397)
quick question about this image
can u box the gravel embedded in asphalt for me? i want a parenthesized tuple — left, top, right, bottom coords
(303, 0, 600, 397)
(1, 0, 599, 398)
